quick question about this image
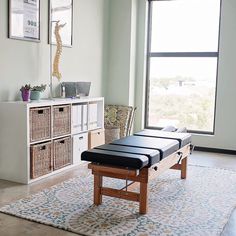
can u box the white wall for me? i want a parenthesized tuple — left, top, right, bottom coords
(192, 0, 236, 150)
(105, 0, 236, 150)
(0, 0, 107, 101)
(105, 0, 137, 106)
(134, 0, 148, 133)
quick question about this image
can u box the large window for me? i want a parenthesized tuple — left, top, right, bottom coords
(145, 0, 221, 134)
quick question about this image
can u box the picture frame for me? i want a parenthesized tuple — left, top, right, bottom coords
(8, 0, 40, 42)
(49, 0, 73, 48)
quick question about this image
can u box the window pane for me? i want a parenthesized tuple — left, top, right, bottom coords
(151, 0, 221, 52)
(147, 57, 217, 132)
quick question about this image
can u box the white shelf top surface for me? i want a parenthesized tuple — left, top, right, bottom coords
(0, 97, 104, 108)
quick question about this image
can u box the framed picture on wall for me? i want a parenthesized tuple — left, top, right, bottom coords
(49, 0, 73, 47)
(8, 0, 40, 42)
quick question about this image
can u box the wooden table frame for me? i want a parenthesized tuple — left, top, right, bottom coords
(88, 144, 190, 214)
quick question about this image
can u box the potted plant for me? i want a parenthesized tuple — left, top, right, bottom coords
(20, 84, 31, 102)
(30, 84, 47, 100)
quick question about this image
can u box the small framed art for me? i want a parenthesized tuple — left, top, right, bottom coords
(9, 0, 40, 42)
(49, 0, 73, 47)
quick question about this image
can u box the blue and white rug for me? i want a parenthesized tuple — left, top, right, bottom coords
(1, 165, 236, 236)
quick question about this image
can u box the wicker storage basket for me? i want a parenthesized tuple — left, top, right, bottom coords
(53, 105, 71, 137)
(30, 107, 51, 142)
(53, 136, 72, 170)
(30, 142, 53, 179)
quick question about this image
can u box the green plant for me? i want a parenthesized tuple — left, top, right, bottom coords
(31, 84, 47, 92)
(20, 84, 31, 92)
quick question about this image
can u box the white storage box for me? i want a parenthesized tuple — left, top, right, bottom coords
(72, 105, 82, 134)
(88, 129, 105, 149)
(89, 103, 98, 129)
(83, 104, 88, 131)
(73, 133, 88, 164)
(72, 104, 88, 134)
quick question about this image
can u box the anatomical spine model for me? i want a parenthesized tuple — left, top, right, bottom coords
(52, 21, 66, 81)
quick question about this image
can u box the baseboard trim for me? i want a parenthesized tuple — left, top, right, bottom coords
(195, 146, 236, 155)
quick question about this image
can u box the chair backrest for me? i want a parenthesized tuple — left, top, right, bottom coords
(104, 105, 136, 138)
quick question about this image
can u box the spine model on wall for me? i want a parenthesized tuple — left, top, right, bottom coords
(52, 21, 66, 81)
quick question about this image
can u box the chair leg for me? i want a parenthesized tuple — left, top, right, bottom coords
(94, 174, 103, 205)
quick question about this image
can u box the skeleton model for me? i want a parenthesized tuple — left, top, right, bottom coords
(52, 21, 66, 81)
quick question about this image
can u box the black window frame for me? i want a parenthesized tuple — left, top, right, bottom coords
(144, 0, 222, 135)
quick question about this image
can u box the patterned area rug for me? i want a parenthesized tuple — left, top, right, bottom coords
(1, 165, 236, 236)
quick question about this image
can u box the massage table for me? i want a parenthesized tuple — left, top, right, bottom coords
(81, 130, 191, 214)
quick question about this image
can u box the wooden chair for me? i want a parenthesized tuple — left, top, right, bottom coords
(104, 105, 136, 143)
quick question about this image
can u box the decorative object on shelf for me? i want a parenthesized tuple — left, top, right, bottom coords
(52, 21, 66, 81)
(61, 82, 91, 98)
(49, 0, 73, 47)
(61, 83, 66, 98)
(49, 0, 73, 98)
(9, 0, 40, 42)
(49, 20, 64, 98)
(20, 84, 31, 102)
(30, 84, 47, 100)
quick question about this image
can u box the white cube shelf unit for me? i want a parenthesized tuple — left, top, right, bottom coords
(0, 97, 104, 184)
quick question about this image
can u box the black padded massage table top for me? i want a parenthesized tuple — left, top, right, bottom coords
(134, 130, 191, 148)
(81, 130, 191, 170)
(82, 149, 149, 169)
(112, 136, 179, 159)
(95, 144, 160, 167)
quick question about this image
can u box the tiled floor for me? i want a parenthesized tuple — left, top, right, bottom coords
(0, 151, 235, 236)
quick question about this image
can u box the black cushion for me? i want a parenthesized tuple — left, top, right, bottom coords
(112, 136, 179, 159)
(95, 144, 160, 167)
(81, 149, 149, 169)
(134, 130, 191, 148)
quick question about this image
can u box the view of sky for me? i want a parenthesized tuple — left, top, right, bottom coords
(151, 0, 221, 52)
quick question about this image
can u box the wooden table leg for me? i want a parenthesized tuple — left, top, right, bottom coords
(181, 157, 188, 179)
(139, 182, 148, 214)
(94, 174, 103, 205)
